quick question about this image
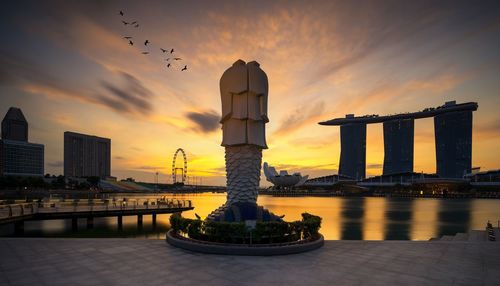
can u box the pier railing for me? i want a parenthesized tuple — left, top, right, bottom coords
(0, 198, 192, 222)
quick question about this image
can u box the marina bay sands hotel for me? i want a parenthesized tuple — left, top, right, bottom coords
(319, 101, 478, 180)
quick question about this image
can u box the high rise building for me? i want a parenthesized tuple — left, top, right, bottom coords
(338, 119, 366, 180)
(64, 131, 111, 178)
(434, 106, 473, 178)
(383, 119, 414, 175)
(320, 101, 477, 180)
(0, 107, 44, 176)
(1, 107, 28, 142)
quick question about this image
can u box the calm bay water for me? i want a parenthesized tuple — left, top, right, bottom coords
(2, 193, 500, 240)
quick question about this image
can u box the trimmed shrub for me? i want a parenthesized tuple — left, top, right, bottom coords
(169, 212, 322, 244)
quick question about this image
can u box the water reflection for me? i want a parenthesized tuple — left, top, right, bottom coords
(363, 198, 386, 240)
(384, 198, 413, 240)
(341, 197, 364, 240)
(1, 194, 499, 240)
(437, 199, 471, 237)
(410, 199, 439, 240)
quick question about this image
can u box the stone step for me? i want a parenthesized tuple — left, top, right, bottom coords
(452, 233, 469, 241)
(468, 230, 487, 242)
(440, 235, 455, 241)
(493, 228, 500, 242)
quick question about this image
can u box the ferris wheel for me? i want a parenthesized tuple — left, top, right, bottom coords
(172, 148, 187, 184)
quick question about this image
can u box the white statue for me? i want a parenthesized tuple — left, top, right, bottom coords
(220, 59, 269, 205)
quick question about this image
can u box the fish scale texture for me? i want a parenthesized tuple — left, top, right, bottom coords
(225, 145, 262, 205)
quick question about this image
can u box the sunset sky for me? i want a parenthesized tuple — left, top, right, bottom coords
(1, 0, 499, 186)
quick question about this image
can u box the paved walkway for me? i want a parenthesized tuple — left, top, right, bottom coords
(0, 238, 499, 285)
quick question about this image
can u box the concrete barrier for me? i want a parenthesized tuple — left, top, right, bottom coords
(166, 229, 324, 256)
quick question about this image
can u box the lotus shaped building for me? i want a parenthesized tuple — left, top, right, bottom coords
(263, 162, 309, 188)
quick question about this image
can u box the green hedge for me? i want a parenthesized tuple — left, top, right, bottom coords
(170, 212, 322, 244)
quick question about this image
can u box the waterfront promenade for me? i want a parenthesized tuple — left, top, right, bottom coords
(0, 238, 498, 285)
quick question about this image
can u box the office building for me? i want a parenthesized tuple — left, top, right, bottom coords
(0, 107, 44, 176)
(64, 131, 111, 178)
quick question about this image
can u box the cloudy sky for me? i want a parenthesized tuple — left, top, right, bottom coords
(1, 0, 499, 185)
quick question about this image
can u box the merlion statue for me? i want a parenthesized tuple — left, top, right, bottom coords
(220, 59, 269, 205)
(207, 59, 279, 222)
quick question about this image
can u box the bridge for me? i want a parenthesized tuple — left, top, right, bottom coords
(0, 198, 193, 233)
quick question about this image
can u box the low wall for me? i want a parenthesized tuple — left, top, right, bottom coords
(166, 229, 324, 256)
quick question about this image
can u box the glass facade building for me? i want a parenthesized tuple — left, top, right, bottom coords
(1, 107, 44, 176)
(0, 140, 44, 176)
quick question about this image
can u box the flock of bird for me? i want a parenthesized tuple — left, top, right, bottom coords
(119, 10, 187, 72)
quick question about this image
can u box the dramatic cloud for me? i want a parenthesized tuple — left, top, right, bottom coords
(475, 120, 500, 140)
(135, 165, 167, 171)
(185, 110, 220, 133)
(273, 101, 326, 136)
(367, 163, 383, 169)
(2, 0, 499, 183)
(47, 161, 63, 168)
(99, 71, 154, 115)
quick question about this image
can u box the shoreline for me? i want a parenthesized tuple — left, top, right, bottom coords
(1, 189, 500, 200)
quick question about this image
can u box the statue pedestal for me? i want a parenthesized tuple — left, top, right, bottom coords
(207, 202, 281, 222)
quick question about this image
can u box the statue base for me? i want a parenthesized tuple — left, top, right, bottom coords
(206, 202, 282, 222)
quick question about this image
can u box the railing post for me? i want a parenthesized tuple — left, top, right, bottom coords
(87, 217, 94, 229)
(72, 218, 78, 232)
(117, 216, 123, 230)
(14, 221, 24, 235)
(137, 214, 143, 228)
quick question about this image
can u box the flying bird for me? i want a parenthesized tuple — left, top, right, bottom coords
(131, 21, 137, 25)
(144, 40, 149, 46)
(128, 40, 133, 45)
(181, 65, 187, 71)
(167, 63, 171, 68)
(119, 10, 124, 16)
(122, 20, 129, 25)
(170, 48, 174, 54)
(142, 52, 149, 55)
(123, 36, 132, 39)
(174, 57, 182, 61)
(134, 24, 139, 28)
(160, 48, 167, 53)
(164, 58, 170, 61)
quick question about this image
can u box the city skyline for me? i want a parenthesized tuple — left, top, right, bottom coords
(1, 1, 500, 185)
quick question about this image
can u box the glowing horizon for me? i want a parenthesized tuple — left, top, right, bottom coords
(1, 1, 499, 186)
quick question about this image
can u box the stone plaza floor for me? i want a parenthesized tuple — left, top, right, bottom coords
(0, 238, 499, 285)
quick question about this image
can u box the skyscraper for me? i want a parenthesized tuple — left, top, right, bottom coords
(434, 107, 473, 178)
(0, 107, 44, 176)
(383, 119, 414, 175)
(339, 120, 366, 180)
(64, 131, 111, 178)
(2, 107, 28, 142)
